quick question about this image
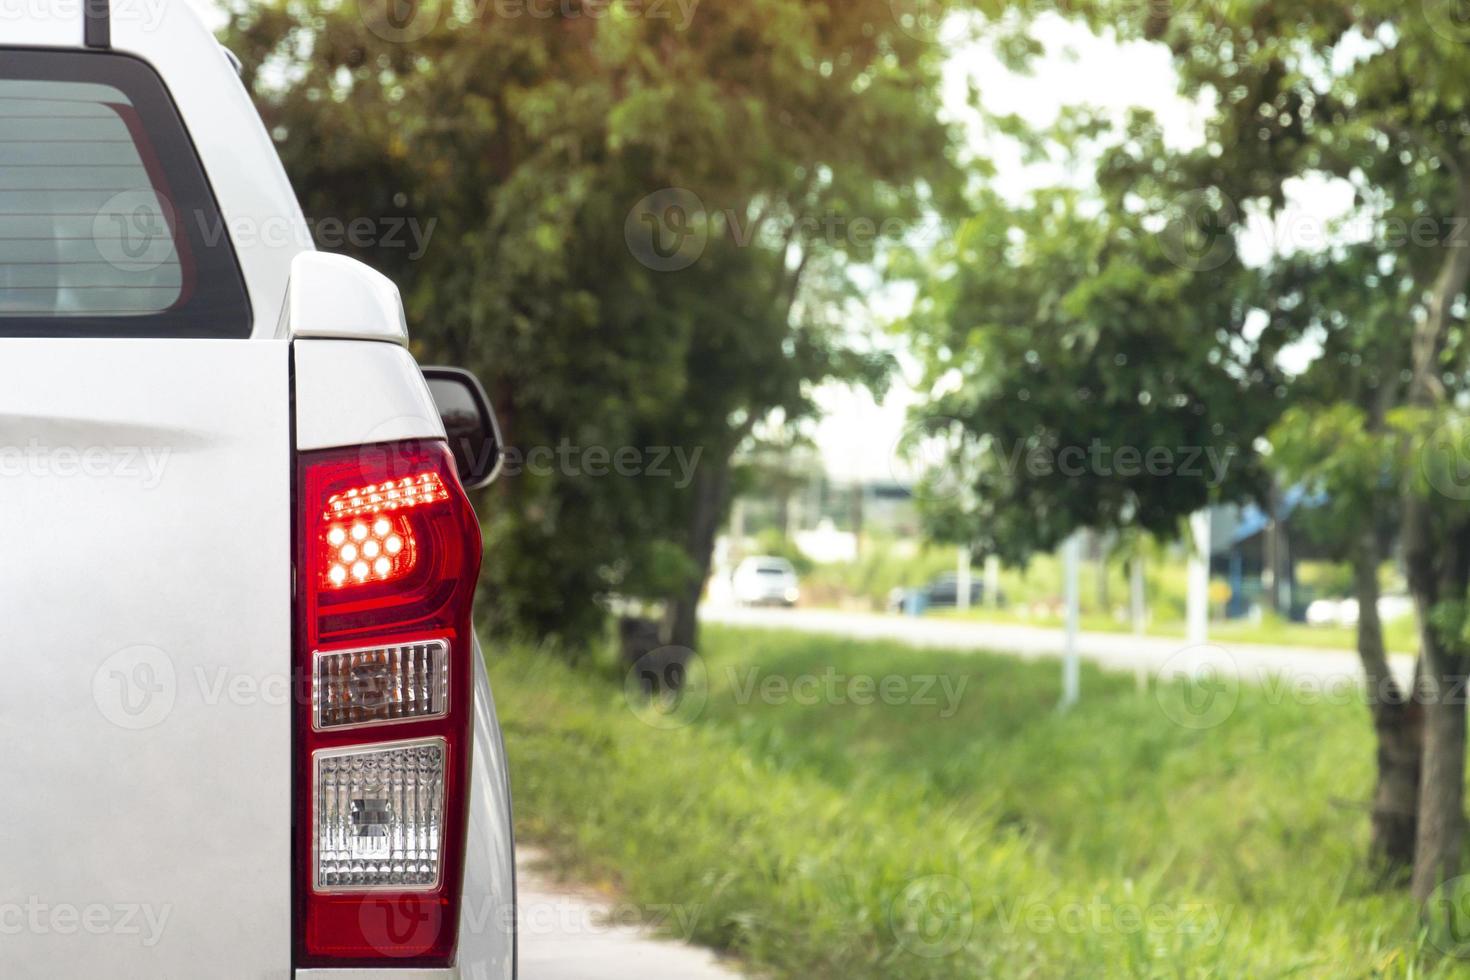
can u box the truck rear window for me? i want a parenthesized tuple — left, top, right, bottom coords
(0, 50, 250, 337)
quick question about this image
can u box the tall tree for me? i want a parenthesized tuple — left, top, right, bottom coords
(224, 0, 962, 652)
(1264, 241, 1418, 868)
(1050, 0, 1470, 900)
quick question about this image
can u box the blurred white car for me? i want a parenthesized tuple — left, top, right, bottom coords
(1304, 599, 1337, 626)
(733, 556, 801, 606)
(1378, 595, 1415, 622)
(1306, 595, 1414, 627)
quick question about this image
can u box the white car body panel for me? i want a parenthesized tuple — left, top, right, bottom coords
(294, 340, 445, 451)
(3, 3, 518, 976)
(0, 338, 293, 978)
(284, 253, 410, 344)
(458, 640, 518, 980)
(1, 1, 78, 47)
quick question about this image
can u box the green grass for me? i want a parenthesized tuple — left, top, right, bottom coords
(492, 626, 1463, 978)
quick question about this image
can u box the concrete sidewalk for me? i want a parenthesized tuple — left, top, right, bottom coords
(517, 849, 745, 980)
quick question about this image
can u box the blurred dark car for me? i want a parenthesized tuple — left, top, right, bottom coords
(888, 573, 1002, 614)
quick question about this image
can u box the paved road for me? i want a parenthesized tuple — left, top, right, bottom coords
(517, 849, 744, 980)
(703, 604, 1415, 687)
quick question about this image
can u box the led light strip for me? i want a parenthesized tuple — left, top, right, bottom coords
(324, 473, 449, 520)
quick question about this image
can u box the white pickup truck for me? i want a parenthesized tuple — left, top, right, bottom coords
(1, 5, 516, 978)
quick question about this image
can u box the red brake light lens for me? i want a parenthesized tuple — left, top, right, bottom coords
(294, 439, 482, 969)
(321, 513, 417, 589)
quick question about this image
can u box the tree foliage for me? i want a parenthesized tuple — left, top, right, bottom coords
(223, 0, 965, 647)
(905, 111, 1284, 561)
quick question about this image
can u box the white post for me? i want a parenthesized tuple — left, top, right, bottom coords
(1131, 551, 1148, 693)
(730, 499, 746, 561)
(1060, 531, 1081, 711)
(1130, 552, 1146, 635)
(956, 545, 972, 611)
(1187, 509, 1211, 646)
(985, 555, 1001, 609)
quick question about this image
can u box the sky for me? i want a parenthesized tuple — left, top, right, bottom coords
(811, 13, 1363, 484)
(811, 14, 1214, 484)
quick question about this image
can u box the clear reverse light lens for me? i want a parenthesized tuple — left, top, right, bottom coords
(314, 641, 449, 730)
(315, 739, 446, 891)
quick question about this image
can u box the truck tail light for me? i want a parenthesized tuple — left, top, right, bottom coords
(294, 440, 482, 968)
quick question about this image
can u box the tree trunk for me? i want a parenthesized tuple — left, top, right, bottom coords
(1407, 165, 1470, 905)
(1412, 631, 1466, 902)
(1354, 528, 1420, 872)
(1372, 698, 1422, 872)
(665, 457, 734, 657)
(1409, 527, 1470, 901)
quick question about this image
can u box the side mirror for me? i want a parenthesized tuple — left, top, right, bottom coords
(422, 366, 502, 489)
